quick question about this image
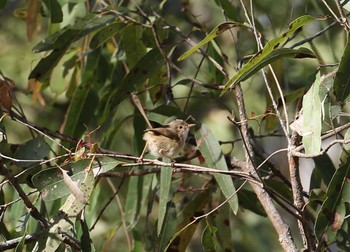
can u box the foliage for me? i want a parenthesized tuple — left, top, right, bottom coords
(1, 0, 350, 251)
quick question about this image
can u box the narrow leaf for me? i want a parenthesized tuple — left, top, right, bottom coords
(315, 159, 350, 243)
(174, 191, 210, 251)
(42, 0, 63, 23)
(62, 51, 100, 138)
(334, 33, 350, 104)
(302, 72, 322, 154)
(45, 160, 95, 250)
(158, 202, 177, 252)
(32, 14, 117, 53)
(90, 22, 124, 50)
(178, 21, 248, 61)
(158, 163, 172, 235)
(108, 47, 166, 109)
(225, 47, 314, 87)
(29, 29, 77, 81)
(202, 223, 217, 252)
(194, 124, 238, 214)
(221, 15, 324, 94)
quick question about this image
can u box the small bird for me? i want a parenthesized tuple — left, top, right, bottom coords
(142, 119, 196, 160)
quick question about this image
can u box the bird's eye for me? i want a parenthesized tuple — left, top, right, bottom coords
(179, 125, 183, 129)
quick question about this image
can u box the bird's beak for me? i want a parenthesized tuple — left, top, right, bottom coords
(188, 123, 196, 129)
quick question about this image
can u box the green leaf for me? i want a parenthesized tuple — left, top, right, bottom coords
(340, 128, 350, 165)
(121, 24, 147, 68)
(0, 0, 7, 9)
(124, 115, 148, 227)
(173, 190, 210, 251)
(42, 0, 63, 23)
(62, 51, 100, 138)
(44, 162, 95, 250)
(221, 15, 324, 94)
(107, 47, 166, 110)
(32, 158, 120, 202)
(302, 72, 322, 155)
(29, 29, 77, 81)
(226, 47, 314, 90)
(33, 14, 118, 53)
(90, 22, 125, 50)
(211, 194, 233, 251)
(158, 202, 177, 252)
(237, 189, 266, 216)
(79, 217, 95, 252)
(14, 137, 51, 168)
(213, 0, 239, 20)
(194, 124, 238, 214)
(334, 33, 350, 104)
(178, 21, 248, 61)
(202, 223, 217, 252)
(158, 163, 173, 235)
(315, 159, 350, 243)
(29, 13, 118, 81)
(310, 154, 336, 189)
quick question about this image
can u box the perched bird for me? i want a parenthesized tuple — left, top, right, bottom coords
(142, 119, 196, 160)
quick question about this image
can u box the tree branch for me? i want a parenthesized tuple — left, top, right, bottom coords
(232, 83, 298, 252)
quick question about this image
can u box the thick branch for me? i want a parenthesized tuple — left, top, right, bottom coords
(233, 84, 297, 252)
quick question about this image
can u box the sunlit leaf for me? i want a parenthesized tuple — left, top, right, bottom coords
(302, 72, 322, 155)
(221, 15, 325, 94)
(178, 21, 248, 61)
(32, 158, 120, 202)
(44, 161, 95, 250)
(224, 47, 314, 91)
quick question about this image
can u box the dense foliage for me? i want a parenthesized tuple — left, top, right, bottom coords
(1, 0, 350, 251)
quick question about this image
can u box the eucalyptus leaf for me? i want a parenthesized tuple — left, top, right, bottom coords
(194, 124, 238, 214)
(221, 15, 324, 94)
(315, 159, 350, 243)
(178, 21, 249, 61)
(334, 33, 350, 104)
(302, 72, 322, 155)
